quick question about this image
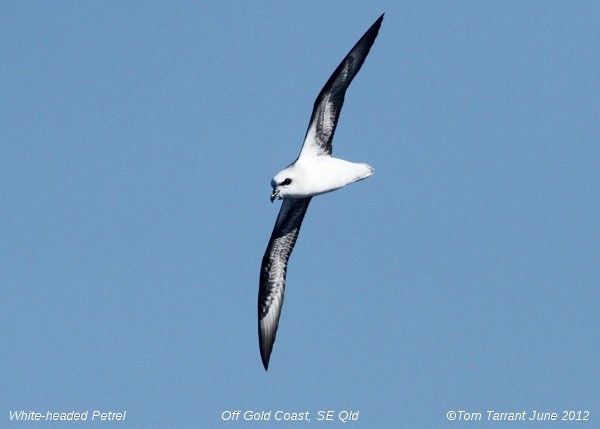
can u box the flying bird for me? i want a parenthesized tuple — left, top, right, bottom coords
(258, 14, 384, 370)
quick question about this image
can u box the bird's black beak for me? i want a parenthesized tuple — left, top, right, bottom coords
(270, 189, 279, 203)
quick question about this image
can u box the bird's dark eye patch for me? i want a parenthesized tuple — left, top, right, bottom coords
(281, 178, 292, 186)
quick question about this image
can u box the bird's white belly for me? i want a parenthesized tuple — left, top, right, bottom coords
(291, 157, 373, 198)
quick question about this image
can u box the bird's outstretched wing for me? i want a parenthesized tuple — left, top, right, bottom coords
(297, 14, 384, 160)
(258, 197, 312, 370)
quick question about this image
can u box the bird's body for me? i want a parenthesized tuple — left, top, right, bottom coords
(258, 14, 384, 370)
(272, 157, 374, 199)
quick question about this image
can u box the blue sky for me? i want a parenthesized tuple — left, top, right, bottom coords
(2, 1, 598, 428)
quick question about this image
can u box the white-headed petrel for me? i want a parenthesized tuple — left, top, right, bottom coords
(258, 14, 384, 370)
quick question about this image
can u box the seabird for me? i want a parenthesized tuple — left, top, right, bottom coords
(258, 14, 384, 370)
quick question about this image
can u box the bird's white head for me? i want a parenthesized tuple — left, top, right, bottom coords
(270, 166, 299, 202)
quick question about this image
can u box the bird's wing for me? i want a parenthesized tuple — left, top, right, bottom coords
(297, 14, 383, 160)
(258, 197, 312, 370)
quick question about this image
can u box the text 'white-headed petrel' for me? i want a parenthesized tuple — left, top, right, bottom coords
(258, 14, 384, 370)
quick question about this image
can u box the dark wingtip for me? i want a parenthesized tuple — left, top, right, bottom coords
(259, 330, 272, 370)
(261, 353, 270, 371)
(374, 13, 384, 30)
